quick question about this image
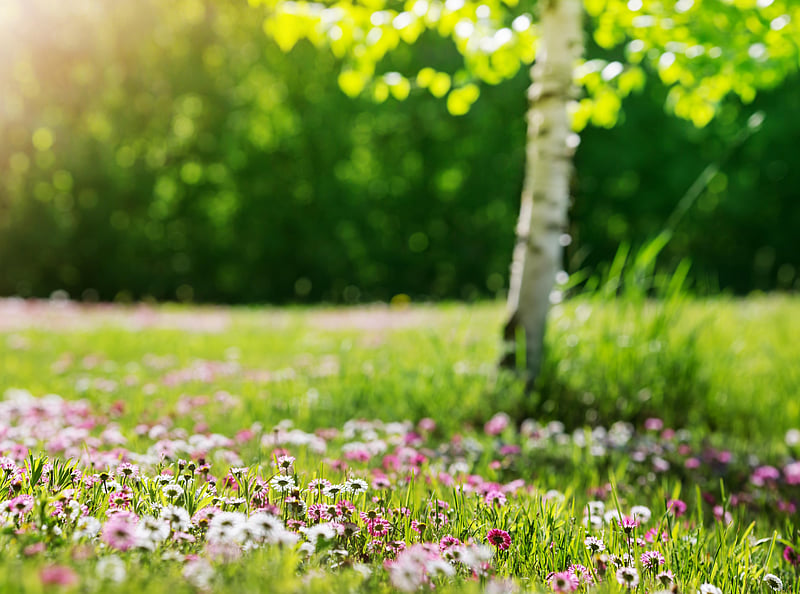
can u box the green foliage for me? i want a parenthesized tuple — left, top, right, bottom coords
(253, 0, 798, 128)
(1, 0, 800, 302)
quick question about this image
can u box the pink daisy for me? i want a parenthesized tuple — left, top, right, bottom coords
(486, 528, 511, 551)
(549, 571, 579, 592)
(101, 516, 137, 551)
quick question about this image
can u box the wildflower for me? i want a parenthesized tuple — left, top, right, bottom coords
(135, 515, 170, 545)
(271, 528, 300, 547)
(784, 546, 799, 566)
(307, 503, 331, 522)
(751, 465, 780, 486)
(161, 483, 184, 500)
(73, 516, 102, 540)
(484, 412, 510, 436)
(7, 494, 34, 515)
(583, 514, 603, 530)
(227, 466, 248, 478)
(584, 536, 605, 553)
(192, 505, 221, 529)
(763, 574, 783, 591)
(275, 455, 295, 474)
(615, 567, 640, 589)
(630, 505, 651, 523)
(207, 511, 246, 543)
(486, 528, 512, 551)
(372, 476, 392, 489)
(161, 505, 190, 532)
(39, 565, 79, 587)
(656, 570, 675, 585)
(285, 496, 307, 517)
(301, 522, 337, 544)
(337, 499, 356, 517)
(307, 478, 331, 492)
(297, 541, 315, 558)
(698, 584, 722, 594)
(96, 556, 126, 583)
(411, 520, 427, 534)
(549, 571, 580, 592)
(640, 550, 665, 570)
(484, 490, 507, 507)
(426, 557, 455, 578)
(367, 517, 391, 537)
(585, 501, 605, 516)
(712, 505, 733, 526)
(667, 498, 687, 517)
(24, 542, 46, 556)
(644, 417, 664, 431)
(183, 559, 215, 590)
(269, 474, 296, 493)
(116, 462, 139, 479)
(388, 555, 425, 592)
(568, 564, 594, 586)
(344, 478, 369, 494)
(101, 516, 137, 551)
(618, 515, 639, 533)
(322, 483, 346, 498)
(439, 535, 461, 551)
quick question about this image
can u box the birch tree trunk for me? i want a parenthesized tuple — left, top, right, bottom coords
(501, 0, 583, 383)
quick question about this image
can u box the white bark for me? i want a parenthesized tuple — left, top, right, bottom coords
(501, 0, 583, 382)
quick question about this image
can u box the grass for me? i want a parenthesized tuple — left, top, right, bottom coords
(0, 296, 799, 593)
(2, 296, 799, 438)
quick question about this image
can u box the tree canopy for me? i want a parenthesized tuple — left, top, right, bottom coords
(251, 0, 799, 128)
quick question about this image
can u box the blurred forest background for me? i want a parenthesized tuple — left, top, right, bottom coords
(1, 0, 798, 304)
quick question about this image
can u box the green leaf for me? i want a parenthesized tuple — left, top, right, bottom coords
(446, 84, 480, 116)
(338, 70, 367, 98)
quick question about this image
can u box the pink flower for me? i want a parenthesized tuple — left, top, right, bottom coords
(783, 462, 800, 485)
(657, 570, 675, 585)
(24, 542, 46, 556)
(618, 515, 639, 533)
(7, 494, 34, 515)
(101, 516, 137, 551)
(486, 528, 511, 551)
(548, 571, 579, 592)
(751, 465, 780, 487)
(499, 444, 521, 456)
(713, 505, 733, 526)
(568, 564, 594, 585)
(484, 491, 507, 507)
(417, 418, 436, 432)
(411, 520, 427, 534)
(367, 517, 391, 537)
(372, 476, 392, 490)
(484, 413, 510, 436)
(667, 498, 687, 517)
(439, 535, 461, 551)
(39, 565, 79, 587)
(644, 418, 663, 431)
(307, 504, 331, 522)
(640, 550, 665, 570)
(784, 546, 799, 566)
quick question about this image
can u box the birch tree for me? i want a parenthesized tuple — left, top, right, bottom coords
(250, 0, 799, 382)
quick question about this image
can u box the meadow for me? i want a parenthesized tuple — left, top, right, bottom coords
(1, 296, 799, 593)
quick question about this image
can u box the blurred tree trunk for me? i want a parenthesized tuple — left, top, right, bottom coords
(501, 0, 583, 384)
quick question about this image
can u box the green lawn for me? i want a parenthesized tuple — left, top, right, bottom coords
(0, 297, 798, 593)
(3, 296, 799, 437)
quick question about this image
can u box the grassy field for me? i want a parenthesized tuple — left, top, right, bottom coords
(0, 296, 799, 592)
